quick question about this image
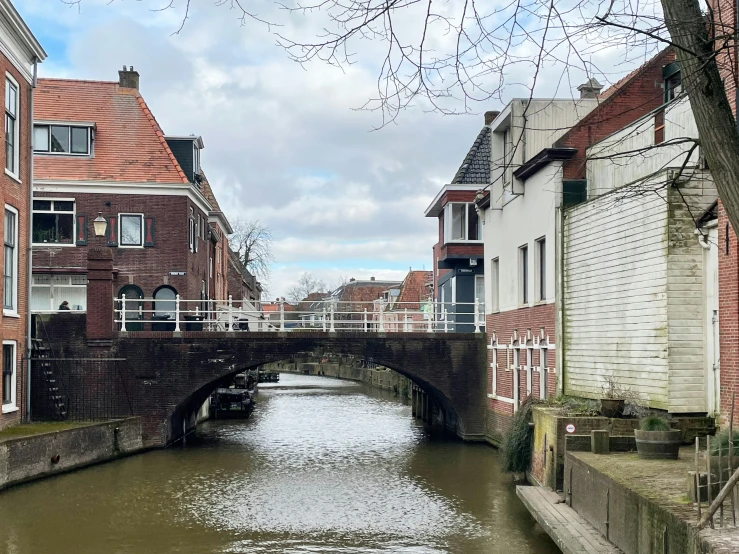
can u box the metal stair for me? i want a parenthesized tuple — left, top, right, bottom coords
(31, 335, 68, 420)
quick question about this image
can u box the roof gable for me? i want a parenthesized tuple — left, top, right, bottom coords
(34, 78, 189, 184)
(451, 126, 491, 185)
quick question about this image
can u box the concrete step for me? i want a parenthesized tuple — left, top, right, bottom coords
(516, 485, 622, 554)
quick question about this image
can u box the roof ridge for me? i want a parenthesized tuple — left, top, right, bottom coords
(38, 77, 118, 85)
(134, 94, 189, 184)
(451, 126, 491, 184)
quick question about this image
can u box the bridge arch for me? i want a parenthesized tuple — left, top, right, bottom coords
(113, 331, 488, 446)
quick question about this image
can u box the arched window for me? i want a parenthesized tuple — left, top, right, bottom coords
(153, 286, 177, 318)
(118, 285, 144, 330)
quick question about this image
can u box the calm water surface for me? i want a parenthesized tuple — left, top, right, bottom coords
(0, 374, 559, 554)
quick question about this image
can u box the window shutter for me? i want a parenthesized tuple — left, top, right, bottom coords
(106, 216, 118, 247)
(76, 214, 87, 246)
(562, 180, 587, 209)
(144, 217, 155, 247)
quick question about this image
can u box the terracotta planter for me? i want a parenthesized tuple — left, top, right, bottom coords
(600, 399, 625, 418)
(635, 429, 682, 460)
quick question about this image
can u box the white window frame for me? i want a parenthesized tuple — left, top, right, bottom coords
(5, 73, 19, 181)
(502, 128, 511, 186)
(490, 257, 499, 313)
(31, 274, 87, 312)
(33, 123, 92, 156)
(535, 237, 546, 302)
(443, 202, 482, 244)
(118, 213, 145, 248)
(519, 244, 529, 306)
(32, 197, 76, 247)
(2, 340, 17, 412)
(3, 205, 18, 315)
(189, 208, 194, 253)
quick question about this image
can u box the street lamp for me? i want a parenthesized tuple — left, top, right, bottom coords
(93, 212, 106, 237)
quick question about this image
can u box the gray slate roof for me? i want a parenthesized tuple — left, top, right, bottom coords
(451, 126, 491, 184)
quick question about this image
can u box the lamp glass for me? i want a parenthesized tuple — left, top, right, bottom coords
(93, 213, 107, 237)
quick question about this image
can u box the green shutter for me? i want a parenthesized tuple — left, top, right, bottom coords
(563, 180, 587, 209)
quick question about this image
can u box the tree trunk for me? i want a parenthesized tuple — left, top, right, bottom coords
(661, 0, 739, 231)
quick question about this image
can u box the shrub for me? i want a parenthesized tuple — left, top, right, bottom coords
(639, 415, 670, 432)
(502, 399, 535, 473)
(710, 430, 739, 457)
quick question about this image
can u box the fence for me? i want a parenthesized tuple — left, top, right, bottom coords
(695, 392, 739, 529)
(30, 356, 134, 422)
(113, 297, 486, 334)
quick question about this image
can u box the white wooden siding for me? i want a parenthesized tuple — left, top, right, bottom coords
(563, 171, 716, 412)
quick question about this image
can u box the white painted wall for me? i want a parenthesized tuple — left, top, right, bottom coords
(483, 162, 561, 314)
(563, 171, 717, 412)
(586, 96, 700, 197)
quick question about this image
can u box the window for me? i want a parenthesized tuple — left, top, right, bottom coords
(665, 71, 681, 102)
(2, 341, 15, 409)
(519, 244, 529, 305)
(118, 285, 144, 329)
(4, 207, 17, 311)
(444, 203, 480, 242)
(562, 180, 587, 209)
(491, 258, 500, 312)
(536, 237, 546, 302)
(189, 208, 194, 253)
(31, 274, 87, 311)
(502, 129, 511, 185)
(32, 199, 75, 244)
(654, 109, 665, 144)
(153, 286, 177, 318)
(5, 77, 18, 175)
(120, 214, 143, 247)
(33, 124, 91, 155)
(193, 144, 200, 176)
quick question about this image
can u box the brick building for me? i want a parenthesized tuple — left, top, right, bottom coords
(381, 270, 433, 332)
(31, 68, 225, 329)
(0, 0, 45, 429)
(475, 50, 679, 444)
(200, 172, 231, 304)
(226, 246, 262, 306)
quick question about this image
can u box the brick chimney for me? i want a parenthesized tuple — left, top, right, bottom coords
(118, 65, 139, 90)
(484, 111, 500, 125)
(371, 276, 376, 281)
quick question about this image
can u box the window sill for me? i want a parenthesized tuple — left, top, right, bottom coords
(1, 405, 18, 414)
(32, 243, 76, 248)
(4, 168, 20, 184)
(118, 245, 145, 249)
(2, 310, 20, 318)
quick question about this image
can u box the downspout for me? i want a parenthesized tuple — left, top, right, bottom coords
(555, 205, 565, 396)
(26, 57, 38, 421)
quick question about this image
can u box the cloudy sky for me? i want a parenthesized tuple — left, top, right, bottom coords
(17, 0, 649, 297)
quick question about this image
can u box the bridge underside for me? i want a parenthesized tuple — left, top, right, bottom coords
(34, 315, 488, 447)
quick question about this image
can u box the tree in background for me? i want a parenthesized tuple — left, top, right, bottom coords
(286, 272, 328, 303)
(230, 217, 274, 292)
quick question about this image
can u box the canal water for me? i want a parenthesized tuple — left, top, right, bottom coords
(0, 374, 559, 554)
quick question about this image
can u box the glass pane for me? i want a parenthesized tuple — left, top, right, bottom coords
(468, 205, 479, 240)
(5, 115, 14, 173)
(33, 274, 51, 285)
(57, 214, 73, 244)
(50, 126, 69, 153)
(56, 286, 86, 311)
(33, 200, 51, 211)
(33, 213, 73, 244)
(34, 126, 49, 152)
(154, 287, 176, 317)
(451, 204, 465, 241)
(70, 127, 88, 154)
(31, 286, 52, 311)
(5, 81, 16, 115)
(70, 275, 87, 286)
(54, 201, 74, 212)
(120, 215, 142, 246)
(4, 209, 14, 246)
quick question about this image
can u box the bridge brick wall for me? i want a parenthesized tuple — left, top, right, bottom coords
(34, 314, 489, 447)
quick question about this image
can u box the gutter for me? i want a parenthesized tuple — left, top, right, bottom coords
(26, 57, 37, 421)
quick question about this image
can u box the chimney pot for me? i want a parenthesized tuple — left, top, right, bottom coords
(484, 111, 500, 125)
(350, 278, 356, 282)
(371, 276, 375, 281)
(577, 78, 603, 99)
(118, 66, 140, 90)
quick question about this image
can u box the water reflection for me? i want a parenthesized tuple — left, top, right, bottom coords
(0, 373, 558, 554)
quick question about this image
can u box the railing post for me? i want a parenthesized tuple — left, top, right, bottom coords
(174, 294, 181, 332)
(322, 307, 327, 332)
(379, 302, 385, 332)
(120, 294, 127, 332)
(427, 304, 433, 333)
(364, 308, 368, 332)
(280, 300, 285, 332)
(228, 295, 234, 332)
(404, 308, 409, 332)
(444, 308, 449, 333)
(329, 304, 336, 333)
(474, 297, 481, 333)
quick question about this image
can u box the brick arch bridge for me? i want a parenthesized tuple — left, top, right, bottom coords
(114, 332, 487, 446)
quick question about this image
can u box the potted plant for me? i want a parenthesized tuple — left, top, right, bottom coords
(600, 376, 626, 418)
(634, 415, 682, 460)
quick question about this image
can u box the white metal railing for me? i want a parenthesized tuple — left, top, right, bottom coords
(112, 296, 486, 334)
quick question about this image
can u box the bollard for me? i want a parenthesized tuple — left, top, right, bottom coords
(591, 430, 610, 454)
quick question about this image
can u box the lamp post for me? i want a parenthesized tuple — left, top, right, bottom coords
(93, 212, 107, 239)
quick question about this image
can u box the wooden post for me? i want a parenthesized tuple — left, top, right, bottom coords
(731, 392, 736, 525)
(707, 435, 714, 529)
(591, 430, 610, 454)
(696, 437, 702, 519)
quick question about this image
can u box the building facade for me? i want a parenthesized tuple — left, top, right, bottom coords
(0, 0, 45, 430)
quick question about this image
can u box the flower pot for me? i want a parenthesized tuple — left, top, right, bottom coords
(600, 399, 625, 418)
(635, 429, 682, 460)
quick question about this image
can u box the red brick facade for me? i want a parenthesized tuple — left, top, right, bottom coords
(718, 201, 738, 423)
(0, 55, 34, 430)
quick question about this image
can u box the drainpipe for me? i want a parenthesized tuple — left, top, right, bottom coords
(26, 57, 38, 421)
(696, 228, 711, 250)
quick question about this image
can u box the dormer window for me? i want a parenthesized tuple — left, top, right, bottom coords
(193, 142, 200, 176)
(663, 62, 682, 103)
(444, 203, 480, 243)
(34, 124, 92, 155)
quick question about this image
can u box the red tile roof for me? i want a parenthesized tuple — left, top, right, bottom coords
(396, 270, 433, 309)
(34, 78, 189, 183)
